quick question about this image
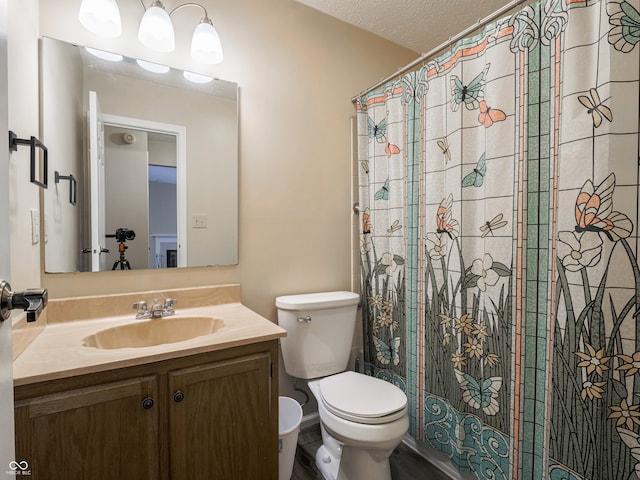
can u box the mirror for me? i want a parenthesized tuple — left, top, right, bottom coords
(40, 37, 238, 273)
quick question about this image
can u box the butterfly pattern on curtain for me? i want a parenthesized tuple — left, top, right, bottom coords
(419, 46, 516, 478)
(356, 78, 413, 390)
(356, 0, 640, 478)
(549, 0, 639, 478)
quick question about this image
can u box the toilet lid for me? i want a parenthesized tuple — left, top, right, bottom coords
(319, 372, 407, 425)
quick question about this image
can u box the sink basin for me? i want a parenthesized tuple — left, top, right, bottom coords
(82, 316, 225, 349)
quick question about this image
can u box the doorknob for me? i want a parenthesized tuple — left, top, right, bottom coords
(0, 280, 48, 322)
(81, 248, 109, 254)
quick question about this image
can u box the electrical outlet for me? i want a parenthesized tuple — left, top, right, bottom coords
(31, 209, 40, 244)
(191, 214, 208, 228)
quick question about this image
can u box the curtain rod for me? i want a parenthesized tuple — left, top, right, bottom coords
(351, 0, 528, 102)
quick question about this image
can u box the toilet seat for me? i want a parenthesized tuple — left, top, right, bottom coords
(319, 371, 407, 425)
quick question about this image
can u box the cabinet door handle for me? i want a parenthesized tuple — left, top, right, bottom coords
(173, 391, 185, 403)
(141, 397, 155, 410)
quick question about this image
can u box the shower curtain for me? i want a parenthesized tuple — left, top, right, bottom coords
(356, 0, 640, 478)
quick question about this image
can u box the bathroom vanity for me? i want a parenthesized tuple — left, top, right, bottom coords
(12, 285, 285, 480)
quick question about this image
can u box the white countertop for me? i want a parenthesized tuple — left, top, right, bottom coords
(13, 293, 286, 386)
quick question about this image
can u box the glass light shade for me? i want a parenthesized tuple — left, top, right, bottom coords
(85, 47, 123, 62)
(183, 71, 213, 84)
(78, 0, 122, 38)
(191, 20, 224, 64)
(138, 3, 175, 53)
(136, 59, 170, 74)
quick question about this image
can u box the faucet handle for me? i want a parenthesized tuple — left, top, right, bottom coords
(133, 300, 147, 310)
(163, 298, 176, 315)
(133, 300, 149, 319)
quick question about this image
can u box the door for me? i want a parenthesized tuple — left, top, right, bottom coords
(0, 0, 16, 473)
(88, 91, 108, 271)
(168, 353, 277, 479)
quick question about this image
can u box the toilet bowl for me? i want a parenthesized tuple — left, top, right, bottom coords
(308, 372, 409, 480)
(276, 291, 409, 480)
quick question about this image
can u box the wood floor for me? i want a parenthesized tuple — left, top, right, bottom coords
(291, 424, 453, 480)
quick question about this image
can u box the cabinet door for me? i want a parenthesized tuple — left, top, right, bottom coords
(168, 353, 276, 480)
(15, 376, 159, 480)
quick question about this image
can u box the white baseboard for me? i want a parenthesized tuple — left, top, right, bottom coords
(300, 412, 320, 432)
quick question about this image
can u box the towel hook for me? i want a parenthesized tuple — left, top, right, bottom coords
(55, 171, 77, 206)
(8, 131, 48, 189)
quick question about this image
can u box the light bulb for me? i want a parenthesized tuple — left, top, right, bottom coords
(138, 1, 175, 53)
(85, 47, 123, 62)
(183, 71, 213, 84)
(136, 59, 170, 74)
(78, 0, 122, 38)
(191, 18, 224, 65)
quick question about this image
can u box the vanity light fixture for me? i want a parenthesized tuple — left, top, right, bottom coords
(183, 70, 213, 84)
(136, 59, 170, 74)
(85, 47, 123, 62)
(138, 1, 175, 52)
(78, 0, 224, 65)
(190, 15, 224, 64)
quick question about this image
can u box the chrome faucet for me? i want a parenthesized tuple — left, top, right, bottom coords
(151, 299, 165, 318)
(133, 300, 150, 319)
(163, 298, 176, 316)
(0, 280, 48, 323)
(133, 298, 177, 319)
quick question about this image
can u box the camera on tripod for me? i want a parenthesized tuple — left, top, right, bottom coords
(106, 228, 136, 270)
(109, 228, 136, 243)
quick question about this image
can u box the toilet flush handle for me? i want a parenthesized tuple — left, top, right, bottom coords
(297, 315, 312, 324)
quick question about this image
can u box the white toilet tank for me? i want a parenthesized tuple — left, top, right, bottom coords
(276, 291, 360, 379)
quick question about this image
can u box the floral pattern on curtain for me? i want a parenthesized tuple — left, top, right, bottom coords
(356, 0, 640, 478)
(356, 75, 416, 391)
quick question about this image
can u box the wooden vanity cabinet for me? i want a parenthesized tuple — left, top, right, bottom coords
(14, 376, 160, 480)
(14, 341, 279, 480)
(168, 352, 273, 479)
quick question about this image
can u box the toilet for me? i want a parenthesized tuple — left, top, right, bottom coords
(276, 291, 409, 480)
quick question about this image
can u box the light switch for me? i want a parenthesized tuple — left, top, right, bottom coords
(31, 209, 40, 244)
(192, 214, 207, 228)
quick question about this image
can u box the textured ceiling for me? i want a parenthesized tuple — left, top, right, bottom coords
(297, 0, 515, 54)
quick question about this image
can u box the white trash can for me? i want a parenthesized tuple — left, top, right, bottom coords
(279, 396, 303, 480)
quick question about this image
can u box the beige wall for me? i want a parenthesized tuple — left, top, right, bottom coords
(34, 0, 416, 310)
(8, 0, 416, 396)
(8, 0, 40, 292)
(148, 138, 176, 168)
